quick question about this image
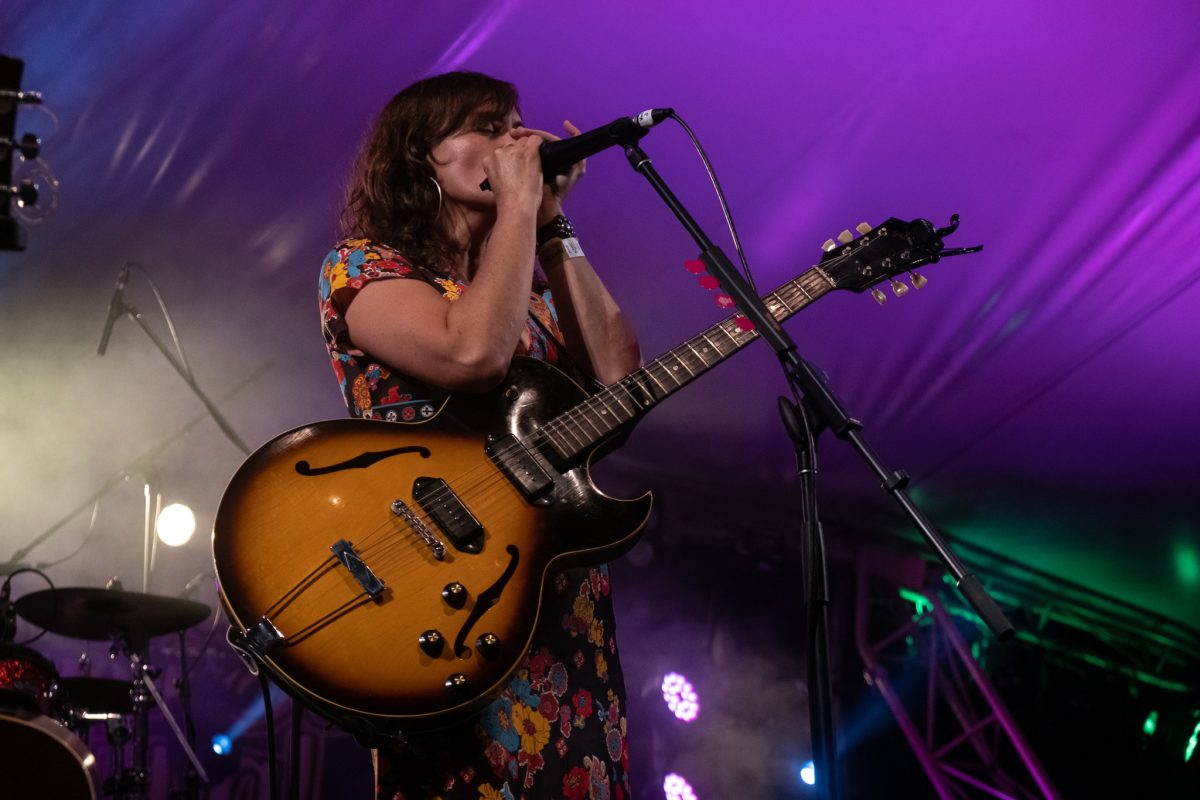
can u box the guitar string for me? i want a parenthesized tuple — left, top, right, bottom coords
(252, 268, 838, 629)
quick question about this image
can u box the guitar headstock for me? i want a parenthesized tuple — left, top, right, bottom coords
(817, 214, 982, 304)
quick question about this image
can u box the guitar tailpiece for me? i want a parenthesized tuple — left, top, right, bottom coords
(225, 627, 260, 677)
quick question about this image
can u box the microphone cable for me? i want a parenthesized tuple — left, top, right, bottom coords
(665, 111, 759, 295)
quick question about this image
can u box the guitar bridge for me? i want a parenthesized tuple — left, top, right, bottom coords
(331, 539, 386, 600)
(390, 499, 446, 560)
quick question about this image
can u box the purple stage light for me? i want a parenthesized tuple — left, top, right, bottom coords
(661, 671, 700, 722)
(663, 772, 698, 800)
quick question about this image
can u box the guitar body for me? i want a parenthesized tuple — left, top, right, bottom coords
(212, 357, 651, 732)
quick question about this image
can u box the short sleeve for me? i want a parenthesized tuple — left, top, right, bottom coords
(319, 238, 417, 319)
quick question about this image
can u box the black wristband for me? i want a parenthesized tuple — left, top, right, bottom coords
(535, 214, 576, 250)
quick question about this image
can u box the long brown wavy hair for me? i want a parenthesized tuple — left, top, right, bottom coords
(340, 72, 519, 275)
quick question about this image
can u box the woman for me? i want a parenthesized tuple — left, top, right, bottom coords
(319, 71, 641, 799)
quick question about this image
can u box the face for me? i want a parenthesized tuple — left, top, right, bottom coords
(428, 108, 523, 208)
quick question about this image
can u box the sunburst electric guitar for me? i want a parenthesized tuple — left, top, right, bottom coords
(212, 216, 974, 735)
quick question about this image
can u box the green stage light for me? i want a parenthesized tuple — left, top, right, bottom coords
(1185, 721, 1199, 763)
(1142, 711, 1158, 737)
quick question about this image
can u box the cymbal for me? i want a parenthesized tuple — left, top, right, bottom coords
(14, 587, 210, 643)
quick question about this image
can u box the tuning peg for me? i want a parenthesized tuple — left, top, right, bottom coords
(871, 288, 887, 306)
(856, 222, 872, 234)
(890, 279, 909, 297)
(837, 229, 854, 244)
(821, 238, 836, 252)
(909, 271, 927, 289)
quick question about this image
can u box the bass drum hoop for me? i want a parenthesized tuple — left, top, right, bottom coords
(0, 708, 98, 800)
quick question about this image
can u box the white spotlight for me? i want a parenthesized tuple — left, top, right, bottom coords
(156, 503, 196, 546)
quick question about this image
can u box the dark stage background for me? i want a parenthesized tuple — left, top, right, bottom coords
(2, 1, 1198, 797)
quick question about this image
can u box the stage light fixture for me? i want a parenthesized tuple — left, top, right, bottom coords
(800, 760, 816, 786)
(156, 502, 196, 546)
(661, 671, 700, 722)
(663, 772, 698, 800)
(1142, 710, 1158, 737)
(211, 733, 232, 756)
(1186, 720, 1199, 762)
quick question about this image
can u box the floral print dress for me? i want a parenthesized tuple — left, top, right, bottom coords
(320, 240, 631, 800)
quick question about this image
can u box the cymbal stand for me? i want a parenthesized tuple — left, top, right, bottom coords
(142, 476, 162, 594)
(109, 637, 209, 799)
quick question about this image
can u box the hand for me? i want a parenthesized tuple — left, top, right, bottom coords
(481, 134, 544, 216)
(512, 121, 586, 224)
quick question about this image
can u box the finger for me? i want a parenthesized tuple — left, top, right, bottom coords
(511, 126, 559, 143)
(563, 120, 581, 137)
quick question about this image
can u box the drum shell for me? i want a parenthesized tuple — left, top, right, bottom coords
(0, 708, 98, 799)
(0, 642, 59, 715)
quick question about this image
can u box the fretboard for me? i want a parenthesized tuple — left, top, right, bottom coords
(541, 265, 837, 461)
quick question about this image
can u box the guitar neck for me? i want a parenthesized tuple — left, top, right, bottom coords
(541, 265, 837, 461)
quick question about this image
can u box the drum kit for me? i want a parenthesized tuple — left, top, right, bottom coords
(0, 585, 211, 799)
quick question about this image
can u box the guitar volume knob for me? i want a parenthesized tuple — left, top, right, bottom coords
(418, 629, 445, 658)
(442, 582, 468, 609)
(444, 672, 471, 695)
(475, 633, 502, 660)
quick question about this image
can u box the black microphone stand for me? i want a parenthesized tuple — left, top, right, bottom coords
(619, 137, 1013, 800)
(106, 294, 251, 456)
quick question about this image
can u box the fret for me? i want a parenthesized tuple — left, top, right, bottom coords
(550, 415, 586, 454)
(664, 358, 688, 385)
(667, 351, 696, 379)
(619, 374, 653, 411)
(578, 398, 618, 435)
(592, 391, 625, 426)
(643, 364, 672, 395)
(567, 402, 608, 441)
(696, 331, 720, 357)
(649, 359, 684, 389)
(698, 331, 727, 358)
(603, 383, 638, 418)
(683, 339, 711, 367)
(543, 425, 572, 459)
(634, 371, 659, 402)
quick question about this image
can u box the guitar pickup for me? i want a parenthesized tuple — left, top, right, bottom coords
(413, 477, 484, 553)
(485, 433, 554, 503)
(331, 539, 386, 600)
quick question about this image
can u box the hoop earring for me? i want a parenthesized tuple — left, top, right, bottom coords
(428, 176, 443, 221)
